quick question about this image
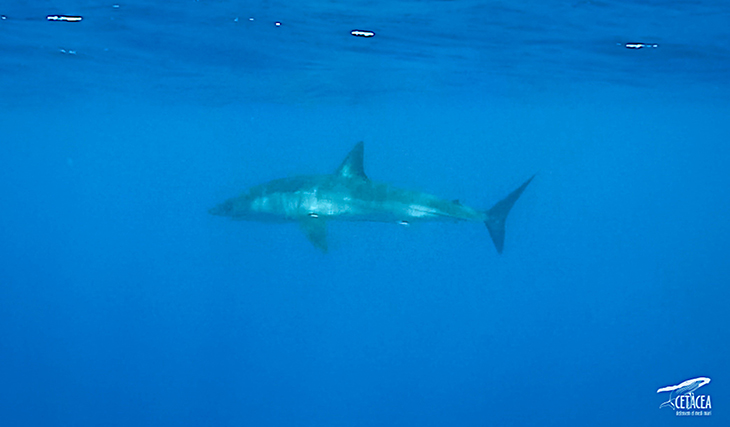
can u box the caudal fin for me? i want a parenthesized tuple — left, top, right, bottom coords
(484, 175, 534, 254)
(659, 400, 675, 410)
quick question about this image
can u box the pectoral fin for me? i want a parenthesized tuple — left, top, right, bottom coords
(299, 217, 328, 253)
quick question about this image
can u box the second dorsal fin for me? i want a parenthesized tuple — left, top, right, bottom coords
(335, 141, 369, 180)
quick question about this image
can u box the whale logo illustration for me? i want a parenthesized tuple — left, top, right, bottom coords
(657, 377, 711, 410)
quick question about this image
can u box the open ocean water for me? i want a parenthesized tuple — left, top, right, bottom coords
(1, 1, 728, 426)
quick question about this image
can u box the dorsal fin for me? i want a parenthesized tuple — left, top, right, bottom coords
(335, 141, 369, 180)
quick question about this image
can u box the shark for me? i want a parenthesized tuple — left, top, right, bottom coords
(209, 142, 533, 253)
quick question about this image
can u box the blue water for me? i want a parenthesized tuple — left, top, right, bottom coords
(1, 1, 728, 426)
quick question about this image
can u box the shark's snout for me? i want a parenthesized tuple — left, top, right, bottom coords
(209, 199, 233, 216)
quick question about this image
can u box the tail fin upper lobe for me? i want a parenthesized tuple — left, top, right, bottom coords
(484, 175, 534, 254)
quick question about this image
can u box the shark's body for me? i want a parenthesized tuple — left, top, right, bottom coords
(210, 142, 533, 252)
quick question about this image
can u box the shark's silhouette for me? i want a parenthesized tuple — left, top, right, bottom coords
(210, 142, 533, 252)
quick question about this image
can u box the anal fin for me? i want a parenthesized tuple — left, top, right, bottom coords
(299, 217, 328, 253)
